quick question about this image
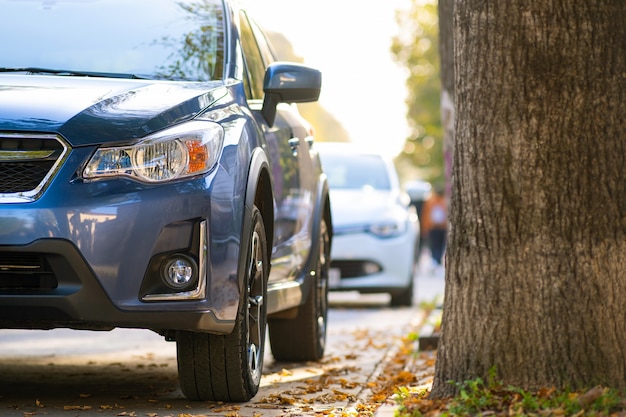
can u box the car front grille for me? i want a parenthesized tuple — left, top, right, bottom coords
(0, 133, 69, 202)
(331, 259, 382, 278)
(0, 252, 58, 291)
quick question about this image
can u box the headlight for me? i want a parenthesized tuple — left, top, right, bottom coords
(367, 206, 412, 238)
(368, 220, 406, 238)
(83, 121, 224, 183)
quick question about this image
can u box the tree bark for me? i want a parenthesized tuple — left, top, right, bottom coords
(431, 0, 626, 397)
(438, 0, 454, 197)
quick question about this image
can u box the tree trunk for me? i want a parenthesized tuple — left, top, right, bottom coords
(438, 0, 454, 198)
(431, 0, 626, 397)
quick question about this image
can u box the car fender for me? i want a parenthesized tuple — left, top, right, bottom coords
(238, 147, 274, 291)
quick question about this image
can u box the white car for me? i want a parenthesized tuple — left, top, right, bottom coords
(316, 143, 419, 306)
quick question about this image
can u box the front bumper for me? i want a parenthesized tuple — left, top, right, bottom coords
(329, 229, 416, 292)
(0, 148, 242, 333)
(0, 236, 232, 333)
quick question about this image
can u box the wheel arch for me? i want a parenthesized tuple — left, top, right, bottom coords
(315, 173, 333, 261)
(244, 148, 274, 271)
(318, 177, 333, 258)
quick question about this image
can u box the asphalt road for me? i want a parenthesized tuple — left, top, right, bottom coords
(0, 255, 444, 416)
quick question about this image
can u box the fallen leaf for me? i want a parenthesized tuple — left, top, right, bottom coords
(211, 405, 241, 417)
(63, 405, 92, 411)
(578, 386, 604, 408)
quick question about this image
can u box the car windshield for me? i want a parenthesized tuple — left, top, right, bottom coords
(321, 153, 391, 191)
(0, 0, 225, 81)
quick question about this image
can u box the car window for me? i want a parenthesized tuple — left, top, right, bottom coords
(238, 11, 267, 99)
(249, 17, 277, 67)
(0, 0, 225, 81)
(321, 154, 392, 191)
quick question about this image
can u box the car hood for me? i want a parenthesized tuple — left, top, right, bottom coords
(0, 74, 228, 146)
(329, 189, 404, 227)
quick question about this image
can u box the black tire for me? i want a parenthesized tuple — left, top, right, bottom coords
(390, 267, 415, 307)
(390, 281, 414, 307)
(268, 218, 330, 362)
(176, 207, 268, 401)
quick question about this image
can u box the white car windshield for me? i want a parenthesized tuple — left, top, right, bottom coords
(321, 153, 391, 191)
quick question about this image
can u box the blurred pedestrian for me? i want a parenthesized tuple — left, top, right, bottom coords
(421, 183, 447, 271)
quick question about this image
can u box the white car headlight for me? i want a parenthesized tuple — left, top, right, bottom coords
(367, 205, 413, 238)
(83, 121, 224, 183)
(368, 220, 406, 238)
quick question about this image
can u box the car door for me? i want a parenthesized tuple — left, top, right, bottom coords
(238, 11, 316, 283)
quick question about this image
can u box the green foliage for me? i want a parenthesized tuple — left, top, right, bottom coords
(447, 375, 501, 415)
(406, 331, 420, 343)
(394, 365, 626, 416)
(391, 0, 443, 183)
(417, 296, 439, 313)
(394, 385, 430, 417)
(443, 375, 624, 416)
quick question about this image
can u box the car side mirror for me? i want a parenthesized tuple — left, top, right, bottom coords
(262, 62, 321, 126)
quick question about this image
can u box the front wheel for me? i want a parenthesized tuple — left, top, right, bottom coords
(176, 206, 268, 401)
(269, 217, 330, 361)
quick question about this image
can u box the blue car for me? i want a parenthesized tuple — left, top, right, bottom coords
(0, 0, 332, 402)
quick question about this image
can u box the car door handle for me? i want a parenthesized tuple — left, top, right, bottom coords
(288, 137, 299, 156)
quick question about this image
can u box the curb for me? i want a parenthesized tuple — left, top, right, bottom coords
(417, 302, 443, 351)
(373, 303, 443, 416)
(353, 308, 428, 405)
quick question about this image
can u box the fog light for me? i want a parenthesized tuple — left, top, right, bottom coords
(162, 256, 197, 290)
(363, 262, 381, 275)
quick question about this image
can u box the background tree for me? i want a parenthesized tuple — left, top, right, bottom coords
(391, 0, 443, 183)
(431, 0, 626, 398)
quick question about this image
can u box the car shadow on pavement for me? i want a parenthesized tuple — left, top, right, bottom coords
(0, 352, 184, 415)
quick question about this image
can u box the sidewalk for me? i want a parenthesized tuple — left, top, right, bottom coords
(249, 257, 445, 417)
(373, 307, 442, 416)
(374, 256, 445, 417)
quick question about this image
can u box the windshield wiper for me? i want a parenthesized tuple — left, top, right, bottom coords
(0, 67, 150, 79)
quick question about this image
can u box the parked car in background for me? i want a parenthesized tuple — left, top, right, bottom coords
(316, 143, 418, 306)
(0, 0, 333, 402)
